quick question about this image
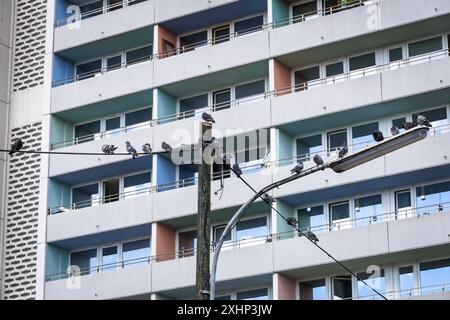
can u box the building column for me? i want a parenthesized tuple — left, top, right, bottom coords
(273, 272, 297, 300)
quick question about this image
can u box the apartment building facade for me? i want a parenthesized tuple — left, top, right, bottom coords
(1, 0, 450, 300)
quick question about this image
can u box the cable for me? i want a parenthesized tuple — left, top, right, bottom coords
(229, 166, 388, 301)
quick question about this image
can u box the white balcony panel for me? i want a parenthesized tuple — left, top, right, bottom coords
(153, 30, 269, 87)
(271, 74, 382, 127)
(54, 1, 155, 52)
(51, 62, 153, 113)
(47, 195, 153, 243)
(379, 0, 450, 30)
(152, 185, 197, 222)
(48, 126, 154, 177)
(154, 0, 238, 23)
(45, 264, 152, 300)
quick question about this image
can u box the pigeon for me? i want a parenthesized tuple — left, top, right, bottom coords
(304, 230, 319, 243)
(287, 217, 298, 228)
(372, 131, 384, 142)
(125, 141, 138, 159)
(417, 115, 432, 128)
(403, 122, 416, 130)
(232, 163, 242, 177)
(391, 126, 400, 136)
(262, 193, 275, 205)
(338, 141, 348, 158)
(202, 112, 215, 123)
(101, 144, 118, 155)
(9, 139, 23, 156)
(313, 154, 324, 166)
(291, 162, 304, 174)
(161, 142, 173, 153)
(142, 143, 152, 155)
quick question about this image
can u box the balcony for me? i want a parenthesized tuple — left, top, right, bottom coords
(54, 0, 154, 52)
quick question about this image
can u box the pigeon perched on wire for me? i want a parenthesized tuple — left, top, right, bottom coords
(372, 131, 384, 142)
(291, 162, 304, 174)
(338, 141, 348, 158)
(313, 154, 324, 166)
(142, 143, 152, 155)
(101, 144, 118, 155)
(403, 122, 416, 130)
(9, 139, 23, 156)
(125, 141, 138, 159)
(232, 163, 242, 177)
(417, 115, 432, 128)
(304, 230, 319, 243)
(391, 126, 400, 136)
(161, 142, 173, 153)
(287, 217, 298, 228)
(262, 193, 275, 205)
(202, 112, 215, 123)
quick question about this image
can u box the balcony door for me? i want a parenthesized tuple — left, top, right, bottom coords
(395, 189, 413, 220)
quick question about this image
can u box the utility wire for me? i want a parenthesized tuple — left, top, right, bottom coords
(0, 149, 161, 156)
(229, 166, 388, 301)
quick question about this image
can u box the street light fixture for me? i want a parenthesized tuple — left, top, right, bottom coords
(210, 124, 429, 300)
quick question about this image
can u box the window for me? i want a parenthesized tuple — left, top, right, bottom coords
(216, 295, 232, 300)
(72, 183, 99, 209)
(408, 37, 443, 57)
(236, 217, 268, 247)
(180, 31, 208, 52)
(178, 230, 197, 258)
(298, 205, 325, 233)
(419, 258, 450, 294)
(122, 239, 150, 267)
(412, 107, 448, 130)
(179, 94, 208, 119)
(107, 0, 123, 12)
(106, 54, 122, 71)
(357, 269, 385, 300)
(293, 0, 317, 22)
(325, 61, 344, 83)
(389, 47, 403, 62)
(399, 266, 416, 297)
(294, 66, 320, 91)
(416, 181, 450, 216)
(103, 178, 120, 203)
(76, 59, 102, 80)
(296, 134, 322, 162)
(74, 120, 101, 143)
(332, 275, 352, 300)
(123, 172, 152, 199)
(354, 194, 383, 226)
(299, 279, 327, 300)
(212, 25, 230, 45)
(234, 15, 264, 36)
(329, 201, 350, 230)
(162, 40, 176, 58)
(101, 246, 118, 272)
(79, 1, 103, 20)
(213, 89, 231, 111)
(351, 122, 379, 151)
(126, 45, 152, 65)
(125, 107, 152, 130)
(104, 116, 121, 138)
(349, 52, 376, 78)
(327, 129, 347, 154)
(235, 80, 265, 100)
(70, 249, 97, 275)
(237, 288, 269, 300)
(395, 189, 413, 219)
(392, 117, 406, 134)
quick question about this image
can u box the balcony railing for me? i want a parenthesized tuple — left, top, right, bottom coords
(45, 202, 450, 282)
(55, 0, 149, 28)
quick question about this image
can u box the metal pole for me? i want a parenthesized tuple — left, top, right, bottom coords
(196, 122, 212, 300)
(210, 163, 328, 299)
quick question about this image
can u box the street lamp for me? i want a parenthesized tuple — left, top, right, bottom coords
(210, 124, 429, 300)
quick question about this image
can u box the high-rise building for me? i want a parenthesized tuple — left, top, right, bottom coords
(1, 0, 450, 300)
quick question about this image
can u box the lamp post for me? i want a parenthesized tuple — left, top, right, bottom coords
(210, 125, 429, 300)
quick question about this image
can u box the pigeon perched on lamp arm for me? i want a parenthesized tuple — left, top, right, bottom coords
(403, 122, 416, 130)
(9, 139, 23, 156)
(202, 112, 215, 123)
(101, 144, 118, 155)
(338, 141, 348, 158)
(262, 193, 275, 205)
(391, 126, 400, 136)
(125, 141, 138, 159)
(313, 154, 324, 166)
(417, 114, 432, 128)
(142, 143, 152, 155)
(372, 131, 384, 142)
(290, 162, 304, 174)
